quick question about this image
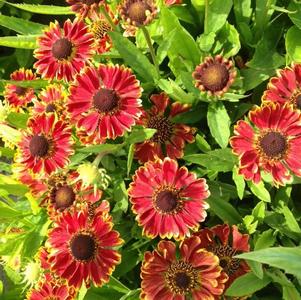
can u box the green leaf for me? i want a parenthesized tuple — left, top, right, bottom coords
(225, 272, 271, 297)
(127, 144, 135, 177)
(0, 35, 38, 49)
(0, 201, 23, 218)
(0, 14, 45, 35)
(120, 289, 141, 300)
(3, 2, 74, 15)
(0, 79, 48, 88)
(247, 181, 271, 202)
(156, 29, 176, 65)
(78, 144, 123, 154)
(0, 184, 28, 196)
(288, 1, 301, 30)
(247, 260, 263, 279)
(126, 127, 156, 144)
(278, 201, 301, 233)
(112, 180, 128, 218)
(236, 247, 301, 278)
(207, 101, 230, 148)
(107, 276, 130, 294)
(255, 229, 276, 250)
(7, 112, 29, 129)
(195, 134, 211, 152)
(232, 166, 245, 200)
(197, 32, 216, 52)
(109, 31, 159, 82)
(184, 148, 237, 172)
(286, 26, 301, 63)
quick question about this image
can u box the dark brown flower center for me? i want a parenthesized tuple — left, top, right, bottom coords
(92, 20, 112, 39)
(295, 94, 301, 109)
(155, 190, 178, 213)
(93, 88, 119, 113)
(29, 134, 49, 157)
(54, 185, 76, 210)
(52, 38, 73, 60)
(15, 86, 27, 96)
(70, 233, 96, 261)
(213, 245, 240, 275)
(147, 116, 173, 143)
(165, 261, 198, 295)
(200, 63, 229, 92)
(259, 131, 287, 158)
(45, 103, 56, 113)
(128, 1, 150, 25)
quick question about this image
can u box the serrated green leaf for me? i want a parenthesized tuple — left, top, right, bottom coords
(232, 166, 245, 200)
(0, 35, 38, 49)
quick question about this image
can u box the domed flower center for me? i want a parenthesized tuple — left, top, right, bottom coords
(29, 134, 49, 157)
(213, 245, 240, 275)
(15, 86, 27, 96)
(128, 1, 150, 25)
(93, 88, 119, 113)
(200, 63, 229, 92)
(155, 190, 178, 213)
(295, 94, 301, 109)
(54, 185, 76, 210)
(70, 233, 96, 261)
(52, 38, 73, 60)
(92, 20, 112, 39)
(147, 116, 173, 143)
(165, 261, 198, 295)
(259, 131, 287, 158)
(45, 103, 56, 113)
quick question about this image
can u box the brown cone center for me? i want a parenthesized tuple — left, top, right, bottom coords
(295, 94, 301, 109)
(45, 103, 56, 113)
(200, 63, 229, 92)
(29, 134, 49, 157)
(15, 86, 27, 96)
(93, 88, 119, 113)
(147, 116, 173, 143)
(155, 190, 178, 213)
(213, 245, 240, 275)
(54, 186, 76, 210)
(259, 131, 287, 158)
(175, 272, 191, 290)
(52, 38, 73, 60)
(128, 1, 150, 25)
(70, 234, 96, 261)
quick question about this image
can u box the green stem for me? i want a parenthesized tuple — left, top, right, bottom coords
(99, 5, 118, 32)
(204, 0, 209, 34)
(92, 152, 104, 167)
(141, 26, 160, 76)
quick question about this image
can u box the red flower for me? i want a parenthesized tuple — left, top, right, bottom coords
(47, 204, 122, 288)
(34, 19, 94, 82)
(193, 55, 236, 96)
(263, 63, 301, 109)
(230, 102, 301, 186)
(3, 68, 37, 112)
(68, 64, 142, 142)
(165, 0, 182, 6)
(128, 158, 210, 239)
(141, 236, 228, 299)
(135, 93, 195, 163)
(66, 0, 104, 18)
(195, 224, 250, 290)
(16, 113, 74, 175)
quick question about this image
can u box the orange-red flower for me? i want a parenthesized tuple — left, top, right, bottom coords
(47, 204, 122, 288)
(128, 158, 210, 239)
(263, 63, 301, 109)
(34, 19, 94, 82)
(3, 68, 37, 112)
(68, 64, 142, 142)
(193, 55, 236, 96)
(230, 102, 301, 186)
(195, 224, 250, 290)
(16, 113, 74, 175)
(141, 236, 228, 299)
(66, 0, 104, 18)
(135, 93, 195, 163)
(165, 0, 182, 5)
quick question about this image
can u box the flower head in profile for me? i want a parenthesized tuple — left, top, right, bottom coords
(66, 0, 104, 18)
(16, 113, 74, 175)
(263, 63, 301, 109)
(141, 236, 228, 299)
(47, 204, 123, 288)
(68, 64, 142, 142)
(3, 68, 37, 112)
(128, 157, 210, 239)
(34, 19, 94, 82)
(230, 102, 301, 186)
(135, 93, 195, 163)
(193, 55, 236, 96)
(195, 224, 250, 290)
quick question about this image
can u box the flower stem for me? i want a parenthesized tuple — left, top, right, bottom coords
(99, 5, 118, 32)
(141, 26, 160, 76)
(204, 0, 209, 34)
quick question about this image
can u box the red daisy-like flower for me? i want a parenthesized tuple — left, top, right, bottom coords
(128, 158, 210, 239)
(193, 55, 236, 96)
(68, 64, 142, 142)
(3, 68, 37, 112)
(66, 0, 104, 19)
(33, 84, 68, 118)
(195, 224, 250, 290)
(16, 113, 74, 175)
(135, 93, 195, 163)
(230, 102, 301, 186)
(34, 19, 94, 82)
(263, 63, 301, 109)
(141, 236, 228, 299)
(47, 204, 122, 289)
